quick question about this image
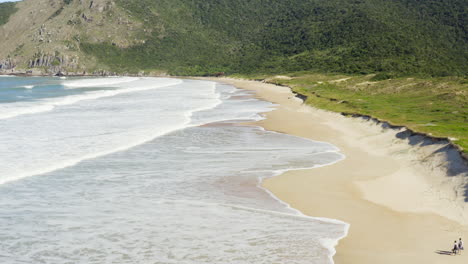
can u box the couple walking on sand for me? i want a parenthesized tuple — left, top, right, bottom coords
(452, 238, 464, 255)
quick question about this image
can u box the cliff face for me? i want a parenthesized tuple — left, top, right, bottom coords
(0, 58, 16, 70)
(0, 0, 145, 75)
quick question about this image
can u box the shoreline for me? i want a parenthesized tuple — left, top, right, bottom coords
(263, 77, 467, 161)
(206, 77, 468, 263)
(4, 74, 467, 262)
(3, 73, 465, 158)
(254, 154, 350, 264)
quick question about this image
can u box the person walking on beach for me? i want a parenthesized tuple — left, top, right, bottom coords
(453, 240, 459, 255)
(459, 238, 464, 252)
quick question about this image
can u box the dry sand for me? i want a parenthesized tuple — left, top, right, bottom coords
(205, 77, 468, 264)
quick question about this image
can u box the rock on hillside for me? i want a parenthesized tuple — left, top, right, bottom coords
(0, 0, 145, 75)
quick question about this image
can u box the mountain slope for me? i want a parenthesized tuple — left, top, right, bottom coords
(0, 0, 466, 76)
(0, 0, 145, 74)
(83, 0, 468, 76)
(0, 2, 17, 26)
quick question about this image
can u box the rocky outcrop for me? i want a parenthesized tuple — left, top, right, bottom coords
(33, 24, 52, 43)
(88, 0, 115, 13)
(27, 52, 79, 70)
(91, 69, 116, 76)
(0, 58, 16, 70)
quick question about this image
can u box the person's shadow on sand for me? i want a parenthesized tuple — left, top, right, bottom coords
(435, 250, 455, 255)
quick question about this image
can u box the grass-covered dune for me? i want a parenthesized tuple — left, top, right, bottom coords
(251, 73, 467, 153)
(82, 0, 467, 77)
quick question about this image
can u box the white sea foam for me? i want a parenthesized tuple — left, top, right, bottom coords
(62, 76, 140, 88)
(21, 85, 34, 89)
(0, 77, 182, 120)
(0, 79, 219, 184)
(0, 78, 348, 264)
(255, 150, 348, 263)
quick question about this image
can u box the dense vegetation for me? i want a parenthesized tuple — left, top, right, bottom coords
(252, 73, 467, 153)
(0, 2, 18, 26)
(81, 0, 467, 76)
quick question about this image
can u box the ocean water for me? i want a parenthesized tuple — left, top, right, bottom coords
(0, 76, 348, 264)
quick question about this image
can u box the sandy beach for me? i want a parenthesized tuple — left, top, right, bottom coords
(207, 77, 468, 264)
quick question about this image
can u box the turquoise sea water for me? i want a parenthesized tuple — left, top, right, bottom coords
(0, 76, 347, 263)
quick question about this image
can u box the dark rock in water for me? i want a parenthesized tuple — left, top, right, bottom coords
(55, 71, 65, 77)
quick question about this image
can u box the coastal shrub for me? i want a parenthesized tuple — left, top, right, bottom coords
(371, 73, 395, 81)
(0, 2, 18, 26)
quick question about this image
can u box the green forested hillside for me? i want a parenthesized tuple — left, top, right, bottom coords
(80, 0, 467, 76)
(0, 2, 18, 25)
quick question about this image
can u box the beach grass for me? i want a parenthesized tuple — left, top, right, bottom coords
(235, 73, 468, 153)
